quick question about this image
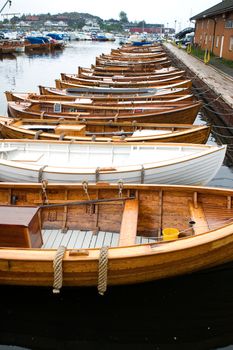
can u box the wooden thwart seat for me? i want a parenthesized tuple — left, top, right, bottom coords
(188, 201, 209, 235)
(119, 199, 139, 246)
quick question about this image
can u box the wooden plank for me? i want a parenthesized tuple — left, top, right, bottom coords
(43, 229, 58, 248)
(59, 230, 73, 247)
(82, 231, 93, 248)
(95, 231, 106, 248)
(66, 230, 79, 249)
(103, 231, 113, 247)
(52, 231, 67, 249)
(74, 230, 86, 248)
(111, 232, 119, 247)
(42, 229, 52, 246)
(188, 201, 209, 235)
(89, 233, 97, 248)
(119, 199, 138, 246)
(141, 237, 150, 244)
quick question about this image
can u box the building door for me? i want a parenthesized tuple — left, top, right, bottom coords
(220, 35, 224, 58)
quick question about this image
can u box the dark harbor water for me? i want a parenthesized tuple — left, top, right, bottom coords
(0, 41, 233, 350)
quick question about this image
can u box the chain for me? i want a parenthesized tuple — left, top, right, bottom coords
(82, 180, 90, 200)
(117, 179, 124, 198)
(41, 179, 49, 205)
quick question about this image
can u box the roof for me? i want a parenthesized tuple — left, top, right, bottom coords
(190, 0, 233, 20)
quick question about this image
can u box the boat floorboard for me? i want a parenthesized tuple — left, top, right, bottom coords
(41, 229, 155, 249)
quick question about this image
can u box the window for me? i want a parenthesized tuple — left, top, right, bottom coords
(205, 34, 208, 45)
(209, 35, 212, 42)
(216, 36, 219, 48)
(225, 20, 233, 28)
(202, 21, 204, 29)
(229, 36, 233, 51)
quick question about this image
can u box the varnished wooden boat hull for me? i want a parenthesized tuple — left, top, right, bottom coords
(56, 78, 192, 90)
(0, 118, 210, 144)
(7, 101, 201, 124)
(79, 65, 180, 77)
(78, 69, 185, 81)
(60, 73, 187, 88)
(0, 183, 233, 287)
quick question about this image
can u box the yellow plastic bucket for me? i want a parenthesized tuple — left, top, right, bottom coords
(162, 228, 179, 241)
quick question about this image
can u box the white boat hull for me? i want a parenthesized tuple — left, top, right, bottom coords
(0, 141, 226, 185)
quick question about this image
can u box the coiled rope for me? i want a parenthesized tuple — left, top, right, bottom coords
(98, 246, 109, 296)
(53, 246, 66, 294)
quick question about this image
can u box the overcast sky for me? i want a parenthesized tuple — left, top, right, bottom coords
(5, 0, 220, 29)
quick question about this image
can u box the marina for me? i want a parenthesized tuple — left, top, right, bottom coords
(0, 0, 233, 348)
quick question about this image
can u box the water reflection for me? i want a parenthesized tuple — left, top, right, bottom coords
(0, 53, 16, 61)
(1, 265, 233, 349)
(25, 50, 64, 59)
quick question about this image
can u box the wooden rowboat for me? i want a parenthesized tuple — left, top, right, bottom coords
(1, 182, 233, 290)
(117, 44, 163, 53)
(38, 85, 190, 99)
(77, 68, 186, 81)
(5, 91, 195, 104)
(0, 140, 226, 184)
(95, 56, 170, 67)
(7, 100, 201, 124)
(79, 65, 181, 77)
(91, 62, 171, 73)
(55, 79, 192, 91)
(99, 52, 167, 61)
(0, 117, 210, 144)
(60, 73, 187, 88)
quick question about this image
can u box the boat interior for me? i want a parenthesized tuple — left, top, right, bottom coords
(0, 184, 233, 250)
(0, 141, 210, 167)
(5, 119, 202, 138)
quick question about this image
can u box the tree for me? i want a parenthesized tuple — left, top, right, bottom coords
(119, 11, 128, 24)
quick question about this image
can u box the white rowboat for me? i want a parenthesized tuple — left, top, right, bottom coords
(0, 140, 226, 185)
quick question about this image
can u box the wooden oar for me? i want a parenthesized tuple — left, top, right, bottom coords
(40, 196, 135, 209)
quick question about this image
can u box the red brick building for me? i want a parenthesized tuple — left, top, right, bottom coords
(191, 0, 233, 60)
